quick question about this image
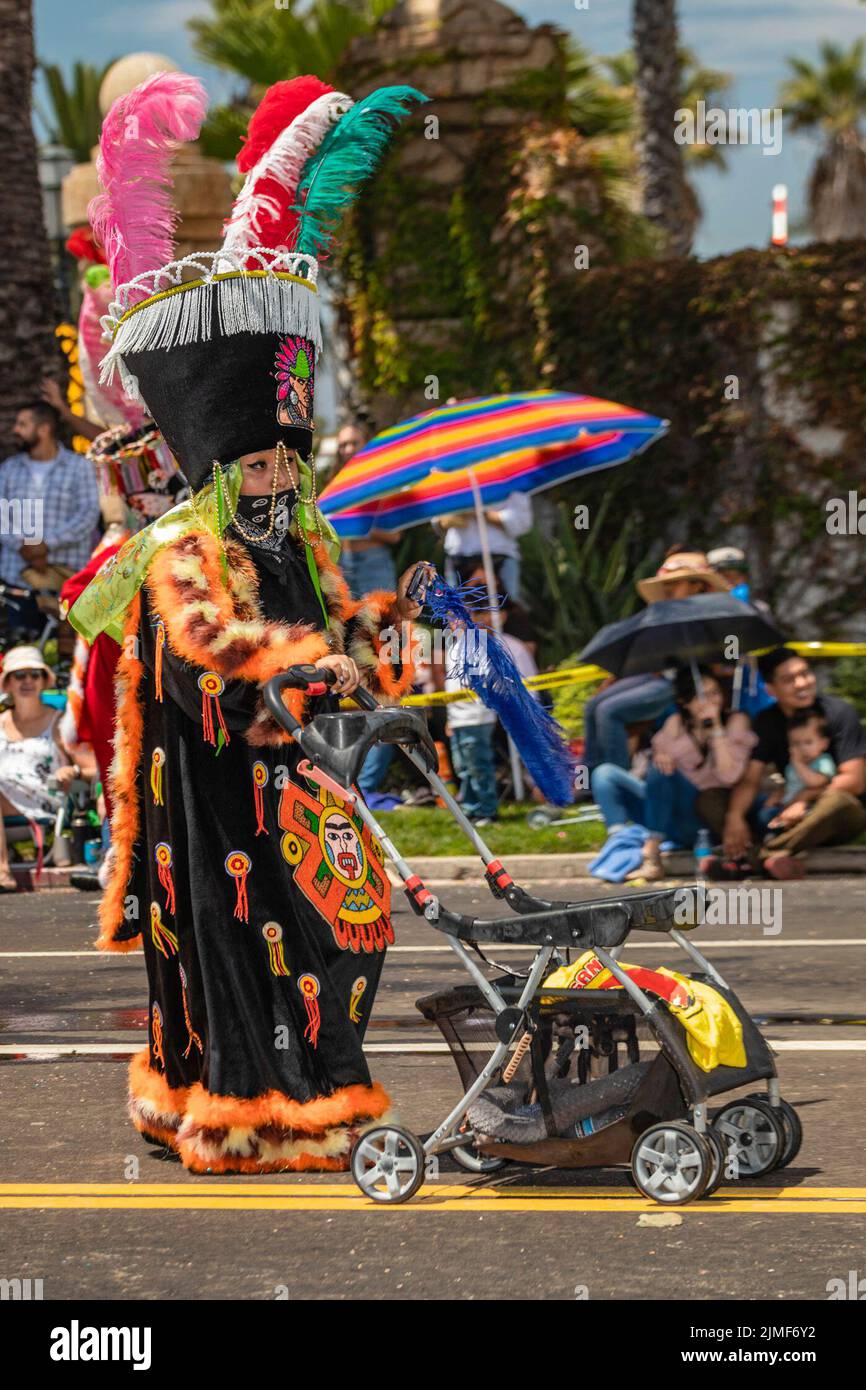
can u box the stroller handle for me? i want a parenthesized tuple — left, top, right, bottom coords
(263, 664, 381, 736)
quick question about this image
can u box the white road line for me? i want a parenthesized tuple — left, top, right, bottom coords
(1, 1040, 865, 1058)
(2, 938, 866, 960)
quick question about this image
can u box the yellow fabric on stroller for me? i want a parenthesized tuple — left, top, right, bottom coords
(543, 952, 746, 1073)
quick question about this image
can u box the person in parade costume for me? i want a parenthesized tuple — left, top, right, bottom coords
(69, 71, 428, 1172)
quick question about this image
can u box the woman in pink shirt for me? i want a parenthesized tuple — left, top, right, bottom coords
(628, 666, 757, 881)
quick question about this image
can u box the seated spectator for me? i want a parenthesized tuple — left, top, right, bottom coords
(0, 401, 100, 637)
(765, 711, 836, 832)
(697, 648, 866, 879)
(583, 549, 727, 772)
(627, 666, 756, 882)
(0, 646, 79, 891)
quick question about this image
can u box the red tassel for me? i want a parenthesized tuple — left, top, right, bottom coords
(198, 671, 230, 748)
(225, 850, 251, 922)
(155, 620, 165, 701)
(298, 973, 321, 1048)
(179, 964, 203, 1059)
(151, 1002, 166, 1071)
(252, 761, 269, 836)
(155, 842, 176, 915)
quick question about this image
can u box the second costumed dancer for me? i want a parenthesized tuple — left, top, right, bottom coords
(70, 72, 427, 1172)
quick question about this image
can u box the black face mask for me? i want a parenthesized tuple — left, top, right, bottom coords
(234, 488, 295, 542)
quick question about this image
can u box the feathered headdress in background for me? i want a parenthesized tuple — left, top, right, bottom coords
(89, 72, 208, 299)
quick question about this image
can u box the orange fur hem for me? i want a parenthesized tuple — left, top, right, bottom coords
(97, 598, 144, 950)
(181, 1079, 390, 1134)
(177, 1149, 348, 1175)
(128, 1047, 189, 1118)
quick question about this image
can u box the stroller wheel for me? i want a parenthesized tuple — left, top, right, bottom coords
(712, 1099, 785, 1177)
(702, 1126, 727, 1197)
(746, 1093, 803, 1169)
(527, 808, 554, 828)
(450, 1137, 507, 1174)
(631, 1121, 713, 1205)
(350, 1125, 426, 1205)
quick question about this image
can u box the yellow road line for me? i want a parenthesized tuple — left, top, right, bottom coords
(1, 1183, 866, 1198)
(0, 1195, 864, 1213)
(0, 1183, 864, 1214)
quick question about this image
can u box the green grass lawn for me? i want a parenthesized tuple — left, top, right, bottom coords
(375, 802, 606, 858)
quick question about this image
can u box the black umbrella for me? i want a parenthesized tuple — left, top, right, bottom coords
(579, 594, 784, 679)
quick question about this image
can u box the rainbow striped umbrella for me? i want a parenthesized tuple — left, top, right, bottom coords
(319, 391, 668, 537)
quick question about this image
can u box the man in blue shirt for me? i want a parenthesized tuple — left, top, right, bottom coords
(0, 403, 100, 629)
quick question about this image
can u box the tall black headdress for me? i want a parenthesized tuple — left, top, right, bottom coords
(92, 74, 426, 491)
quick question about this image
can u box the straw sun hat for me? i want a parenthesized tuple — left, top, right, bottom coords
(636, 551, 729, 604)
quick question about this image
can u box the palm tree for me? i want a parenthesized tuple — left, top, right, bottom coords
(780, 39, 866, 242)
(631, 0, 693, 255)
(0, 0, 60, 455)
(190, 0, 397, 160)
(35, 60, 114, 163)
(603, 46, 732, 240)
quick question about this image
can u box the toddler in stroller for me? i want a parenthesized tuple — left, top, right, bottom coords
(264, 663, 802, 1206)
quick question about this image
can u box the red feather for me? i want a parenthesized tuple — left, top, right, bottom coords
(237, 76, 334, 172)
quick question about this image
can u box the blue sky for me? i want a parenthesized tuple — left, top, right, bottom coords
(34, 0, 866, 257)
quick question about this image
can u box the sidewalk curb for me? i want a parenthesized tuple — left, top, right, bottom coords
(11, 847, 866, 892)
(389, 846, 866, 883)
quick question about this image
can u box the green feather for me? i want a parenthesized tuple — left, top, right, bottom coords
(295, 86, 427, 258)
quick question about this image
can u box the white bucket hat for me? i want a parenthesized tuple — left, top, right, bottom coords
(1, 646, 56, 691)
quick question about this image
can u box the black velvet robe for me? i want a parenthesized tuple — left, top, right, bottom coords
(99, 525, 407, 1172)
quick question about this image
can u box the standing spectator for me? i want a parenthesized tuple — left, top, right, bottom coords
(441, 492, 533, 602)
(699, 648, 866, 878)
(335, 420, 400, 600)
(627, 666, 756, 881)
(0, 403, 100, 631)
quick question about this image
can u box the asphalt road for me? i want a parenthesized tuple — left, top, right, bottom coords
(1, 876, 865, 1302)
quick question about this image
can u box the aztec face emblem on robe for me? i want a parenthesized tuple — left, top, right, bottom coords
(278, 776, 393, 954)
(274, 335, 314, 432)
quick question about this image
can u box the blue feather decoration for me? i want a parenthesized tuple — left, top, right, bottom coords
(294, 85, 427, 257)
(423, 574, 577, 807)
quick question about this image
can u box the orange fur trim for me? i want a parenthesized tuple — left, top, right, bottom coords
(127, 1047, 189, 1122)
(348, 590, 416, 702)
(177, 1148, 347, 1175)
(148, 534, 328, 674)
(97, 598, 144, 951)
(182, 1079, 390, 1134)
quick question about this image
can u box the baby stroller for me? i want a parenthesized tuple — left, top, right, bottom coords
(265, 666, 802, 1206)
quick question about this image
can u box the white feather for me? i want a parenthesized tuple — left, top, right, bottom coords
(221, 91, 353, 255)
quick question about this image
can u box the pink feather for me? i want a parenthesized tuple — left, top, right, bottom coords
(89, 72, 209, 294)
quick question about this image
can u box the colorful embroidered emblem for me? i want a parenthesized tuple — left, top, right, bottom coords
(298, 973, 321, 1048)
(278, 776, 393, 954)
(252, 761, 269, 837)
(154, 619, 166, 701)
(225, 850, 251, 922)
(150, 747, 165, 805)
(262, 921, 290, 976)
(150, 902, 178, 958)
(179, 963, 203, 1059)
(349, 976, 367, 1024)
(198, 670, 230, 751)
(154, 841, 176, 915)
(274, 335, 314, 432)
(151, 1002, 166, 1071)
